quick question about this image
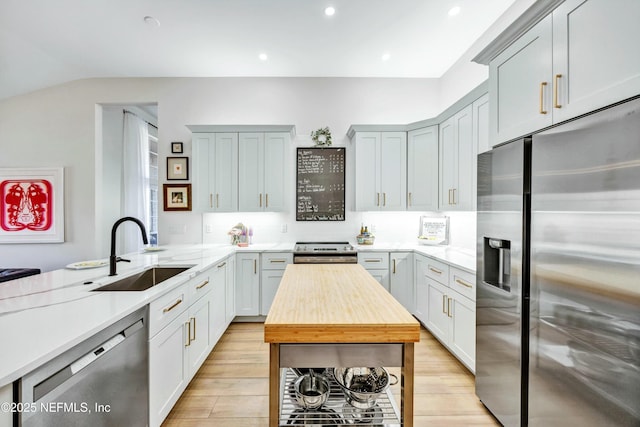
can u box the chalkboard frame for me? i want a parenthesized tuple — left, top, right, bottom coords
(296, 147, 346, 221)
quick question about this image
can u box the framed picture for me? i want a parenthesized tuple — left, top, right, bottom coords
(163, 184, 192, 211)
(0, 167, 65, 243)
(167, 157, 189, 180)
(171, 142, 183, 154)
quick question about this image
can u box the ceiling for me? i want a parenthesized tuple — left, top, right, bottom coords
(0, 0, 517, 101)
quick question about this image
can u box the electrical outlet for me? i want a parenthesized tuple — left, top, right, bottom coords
(205, 225, 213, 233)
(281, 224, 288, 233)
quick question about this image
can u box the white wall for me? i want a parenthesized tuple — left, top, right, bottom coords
(0, 77, 441, 271)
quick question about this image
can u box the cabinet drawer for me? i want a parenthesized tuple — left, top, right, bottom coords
(149, 284, 188, 337)
(358, 252, 389, 269)
(189, 273, 212, 303)
(424, 257, 449, 284)
(261, 252, 293, 270)
(449, 267, 475, 301)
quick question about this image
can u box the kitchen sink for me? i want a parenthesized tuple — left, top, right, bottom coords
(92, 267, 190, 291)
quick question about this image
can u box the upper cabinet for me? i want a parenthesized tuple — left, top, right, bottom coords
(472, 93, 491, 155)
(439, 104, 475, 211)
(353, 131, 407, 211)
(407, 126, 438, 211)
(238, 132, 289, 212)
(193, 133, 238, 212)
(486, 0, 640, 144)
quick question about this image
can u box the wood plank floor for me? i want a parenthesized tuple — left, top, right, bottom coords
(162, 322, 500, 427)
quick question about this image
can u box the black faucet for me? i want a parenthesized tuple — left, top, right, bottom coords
(109, 216, 148, 276)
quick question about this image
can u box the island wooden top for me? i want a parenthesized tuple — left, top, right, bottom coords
(264, 264, 420, 343)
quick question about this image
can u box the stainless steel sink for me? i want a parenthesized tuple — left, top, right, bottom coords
(93, 267, 190, 291)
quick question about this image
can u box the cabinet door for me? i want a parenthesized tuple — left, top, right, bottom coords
(473, 94, 491, 155)
(490, 14, 553, 144)
(149, 311, 189, 427)
(407, 126, 438, 211)
(261, 270, 284, 315)
(235, 253, 260, 316)
(390, 252, 414, 312)
(367, 269, 390, 293)
(192, 133, 215, 211)
(414, 255, 428, 324)
(354, 132, 381, 211)
(439, 116, 456, 209)
(263, 133, 288, 212)
(238, 133, 265, 211)
(213, 133, 238, 212)
(379, 132, 407, 211)
(210, 260, 228, 344)
(552, 0, 640, 122)
(450, 293, 476, 372)
(225, 255, 236, 325)
(453, 105, 474, 210)
(425, 278, 450, 344)
(187, 294, 211, 375)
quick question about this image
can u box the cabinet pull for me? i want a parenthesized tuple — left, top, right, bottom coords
(429, 266, 442, 275)
(392, 259, 396, 274)
(452, 188, 457, 205)
(270, 259, 287, 263)
(265, 193, 269, 208)
(254, 259, 257, 274)
(377, 193, 380, 206)
(455, 278, 473, 288)
(539, 82, 548, 114)
(408, 192, 412, 206)
(365, 259, 381, 263)
(448, 189, 452, 205)
(554, 74, 562, 108)
(216, 193, 219, 208)
(196, 280, 209, 290)
(447, 298, 452, 318)
(383, 193, 386, 206)
(209, 194, 213, 208)
(163, 298, 183, 313)
(442, 295, 447, 314)
(185, 322, 191, 347)
(190, 317, 196, 342)
(217, 262, 227, 268)
(259, 193, 262, 207)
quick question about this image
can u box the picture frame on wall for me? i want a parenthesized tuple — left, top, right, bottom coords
(167, 157, 189, 180)
(163, 184, 192, 211)
(171, 142, 183, 154)
(0, 167, 65, 243)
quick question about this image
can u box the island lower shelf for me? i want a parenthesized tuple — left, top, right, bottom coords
(279, 367, 401, 426)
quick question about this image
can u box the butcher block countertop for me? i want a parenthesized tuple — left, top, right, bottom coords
(264, 264, 420, 343)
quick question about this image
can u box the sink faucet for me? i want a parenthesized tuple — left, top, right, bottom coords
(109, 216, 148, 276)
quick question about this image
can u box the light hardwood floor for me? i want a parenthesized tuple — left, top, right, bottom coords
(162, 322, 499, 427)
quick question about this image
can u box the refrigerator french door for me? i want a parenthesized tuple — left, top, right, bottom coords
(477, 97, 640, 427)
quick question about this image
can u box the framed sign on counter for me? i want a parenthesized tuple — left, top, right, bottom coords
(296, 147, 345, 221)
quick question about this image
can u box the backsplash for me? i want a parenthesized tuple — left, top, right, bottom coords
(202, 211, 476, 250)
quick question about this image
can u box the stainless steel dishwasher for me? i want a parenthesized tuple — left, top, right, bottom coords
(17, 306, 148, 427)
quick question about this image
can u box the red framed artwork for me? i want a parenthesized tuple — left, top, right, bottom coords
(0, 168, 64, 243)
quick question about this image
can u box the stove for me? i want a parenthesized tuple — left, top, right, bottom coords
(293, 242, 357, 264)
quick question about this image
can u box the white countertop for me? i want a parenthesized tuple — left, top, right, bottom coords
(0, 242, 474, 386)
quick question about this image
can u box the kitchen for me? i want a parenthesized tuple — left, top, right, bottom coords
(1, 0, 639, 426)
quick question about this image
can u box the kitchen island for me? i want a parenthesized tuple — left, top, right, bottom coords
(264, 264, 420, 426)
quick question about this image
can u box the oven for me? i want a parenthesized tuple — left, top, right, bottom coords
(293, 242, 357, 264)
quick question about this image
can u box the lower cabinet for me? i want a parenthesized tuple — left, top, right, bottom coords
(210, 259, 229, 346)
(390, 252, 414, 313)
(235, 252, 260, 316)
(358, 252, 390, 292)
(414, 255, 429, 324)
(260, 252, 293, 315)
(225, 255, 236, 325)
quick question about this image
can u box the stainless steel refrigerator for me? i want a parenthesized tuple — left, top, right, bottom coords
(476, 97, 640, 427)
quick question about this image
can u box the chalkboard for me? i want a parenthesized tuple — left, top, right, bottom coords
(296, 147, 345, 221)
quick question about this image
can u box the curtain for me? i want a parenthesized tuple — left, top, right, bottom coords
(122, 112, 150, 253)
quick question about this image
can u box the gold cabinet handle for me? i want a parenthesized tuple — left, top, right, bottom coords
(259, 193, 262, 207)
(448, 189, 452, 205)
(383, 193, 386, 206)
(254, 259, 257, 274)
(447, 297, 452, 318)
(429, 266, 442, 275)
(452, 188, 457, 205)
(408, 192, 412, 206)
(377, 193, 380, 206)
(163, 298, 183, 313)
(216, 193, 219, 208)
(209, 194, 213, 208)
(455, 278, 473, 288)
(185, 322, 191, 347)
(554, 74, 562, 108)
(442, 295, 447, 314)
(392, 259, 396, 274)
(196, 279, 209, 290)
(270, 259, 287, 263)
(190, 317, 196, 342)
(217, 262, 227, 268)
(365, 259, 381, 263)
(539, 82, 548, 114)
(265, 193, 269, 208)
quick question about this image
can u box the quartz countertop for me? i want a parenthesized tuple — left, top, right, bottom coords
(0, 241, 474, 386)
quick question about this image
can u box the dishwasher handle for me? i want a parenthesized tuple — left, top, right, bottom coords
(33, 319, 144, 401)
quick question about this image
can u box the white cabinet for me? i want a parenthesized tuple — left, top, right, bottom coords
(490, 0, 640, 144)
(260, 252, 293, 315)
(192, 133, 238, 212)
(407, 126, 439, 211)
(358, 252, 390, 292)
(186, 293, 212, 375)
(439, 104, 475, 211)
(390, 252, 414, 313)
(210, 258, 229, 344)
(354, 132, 407, 211)
(225, 255, 236, 325)
(473, 94, 491, 155)
(414, 254, 429, 324)
(238, 133, 288, 212)
(235, 252, 260, 316)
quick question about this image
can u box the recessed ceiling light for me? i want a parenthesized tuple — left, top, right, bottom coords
(259, 53, 268, 61)
(324, 6, 336, 16)
(143, 15, 160, 27)
(448, 6, 461, 16)
(381, 53, 391, 61)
